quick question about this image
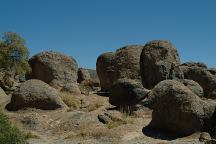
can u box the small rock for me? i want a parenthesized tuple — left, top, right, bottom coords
(199, 132, 212, 142)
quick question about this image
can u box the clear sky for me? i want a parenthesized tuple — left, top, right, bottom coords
(0, 0, 215, 69)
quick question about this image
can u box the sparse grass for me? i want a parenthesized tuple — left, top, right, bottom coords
(60, 92, 80, 111)
(88, 98, 104, 112)
(0, 112, 26, 144)
(118, 105, 134, 116)
(65, 126, 118, 140)
(105, 106, 135, 129)
(24, 131, 40, 139)
(107, 115, 134, 129)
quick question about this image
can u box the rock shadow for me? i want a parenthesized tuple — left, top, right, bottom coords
(142, 125, 179, 141)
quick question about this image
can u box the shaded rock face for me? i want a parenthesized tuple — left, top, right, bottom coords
(180, 62, 216, 99)
(109, 78, 150, 106)
(96, 45, 143, 92)
(96, 52, 116, 92)
(208, 68, 216, 76)
(6, 79, 63, 111)
(77, 68, 91, 83)
(28, 51, 80, 93)
(148, 80, 215, 137)
(140, 40, 183, 89)
(180, 79, 204, 97)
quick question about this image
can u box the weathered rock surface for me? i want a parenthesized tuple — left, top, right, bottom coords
(28, 51, 80, 93)
(96, 45, 143, 92)
(77, 68, 91, 83)
(208, 68, 216, 76)
(114, 45, 143, 81)
(140, 40, 183, 89)
(109, 79, 150, 106)
(98, 110, 123, 124)
(6, 79, 63, 111)
(96, 52, 116, 92)
(0, 87, 8, 105)
(199, 132, 212, 142)
(179, 79, 204, 97)
(79, 79, 100, 95)
(180, 62, 216, 99)
(148, 80, 215, 136)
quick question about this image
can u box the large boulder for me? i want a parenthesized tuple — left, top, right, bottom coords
(96, 45, 143, 92)
(96, 52, 116, 92)
(148, 80, 215, 136)
(140, 40, 183, 89)
(6, 79, 64, 111)
(28, 51, 80, 93)
(180, 62, 216, 99)
(109, 79, 150, 106)
(114, 45, 143, 81)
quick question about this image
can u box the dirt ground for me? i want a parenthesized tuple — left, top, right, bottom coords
(0, 93, 203, 144)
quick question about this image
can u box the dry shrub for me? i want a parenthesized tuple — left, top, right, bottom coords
(87, 98, 104, 112)
(60, 92, 81, 111)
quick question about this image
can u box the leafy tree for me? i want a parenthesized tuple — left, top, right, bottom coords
(0, 32, 31, 75)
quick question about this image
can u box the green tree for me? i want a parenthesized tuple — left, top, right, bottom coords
(0, 32, 30, 75)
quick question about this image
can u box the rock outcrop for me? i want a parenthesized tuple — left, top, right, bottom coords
(96, 52, 116, 92)
(140, 40, 183, 89)
(109, 79, 150, 106)
(113, 45, 143, 81)
(96, 45, 143, 92)
(180, 62, 216, 99)
(148, 80, 215, 136)
(28, 51, 80, 94)
(6, 79, 63, 111)
(77, 68, 91, 83)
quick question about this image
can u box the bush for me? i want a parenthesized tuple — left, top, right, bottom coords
(0, 112, 26, 144)
(0, 32, 31, 75)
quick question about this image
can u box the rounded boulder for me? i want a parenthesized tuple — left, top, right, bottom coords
(28, 51, 80, 93)
(148, 80, 215, 136)
(6, 79, 64, 111)
(140, 40, 183, 89)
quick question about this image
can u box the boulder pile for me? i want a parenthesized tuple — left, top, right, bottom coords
(96, 40, 216, 137)
(96, 45, 143, 92)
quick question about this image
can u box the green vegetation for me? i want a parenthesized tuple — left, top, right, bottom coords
(0, 112, 26, 144)
(0, 32, 30, 75)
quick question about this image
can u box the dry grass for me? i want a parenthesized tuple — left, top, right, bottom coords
(104, 106, 135, 129)
(107, 115, 134, 129)
(60, 92, 81, 111)
(24, 131, 40, 139)
(64, 125, 119, 140)
(87, 98, 104, 112)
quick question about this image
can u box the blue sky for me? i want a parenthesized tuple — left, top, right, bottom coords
(0, 0, 215, 69)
